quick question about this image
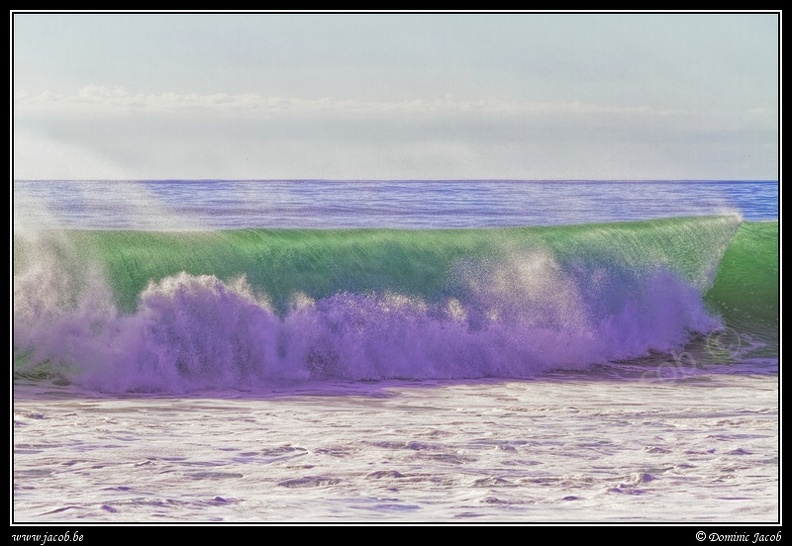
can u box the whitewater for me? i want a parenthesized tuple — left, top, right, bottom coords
(12, 179, 779, 523)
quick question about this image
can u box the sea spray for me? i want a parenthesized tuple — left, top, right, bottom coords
(13, 229, 116, 381)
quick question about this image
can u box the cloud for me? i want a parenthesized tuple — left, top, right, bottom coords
(15, 86, 673, 121)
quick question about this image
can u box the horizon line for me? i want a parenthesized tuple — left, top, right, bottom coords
(12, 178, 780, 183)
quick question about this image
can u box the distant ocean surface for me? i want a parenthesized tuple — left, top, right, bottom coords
(12, 180, 779, 523)
(13, 179, 779, 229)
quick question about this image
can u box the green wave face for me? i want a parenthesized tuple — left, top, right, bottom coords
(704, 221, 779, 344)
(18, 215, 742, 308)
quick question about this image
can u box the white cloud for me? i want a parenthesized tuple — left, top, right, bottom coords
(14, 86, 672, 121)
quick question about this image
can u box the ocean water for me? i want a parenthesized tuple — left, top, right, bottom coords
(12, 180, 779, 523)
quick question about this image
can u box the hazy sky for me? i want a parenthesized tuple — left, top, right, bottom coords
(12, 12, 779, 180)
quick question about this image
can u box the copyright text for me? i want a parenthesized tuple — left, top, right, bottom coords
(696, 532, 781, 543)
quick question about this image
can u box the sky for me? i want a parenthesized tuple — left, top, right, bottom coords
(12, 12, 780, 180)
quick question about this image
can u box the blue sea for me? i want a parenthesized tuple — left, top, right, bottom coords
(12, 179, 779, 523)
